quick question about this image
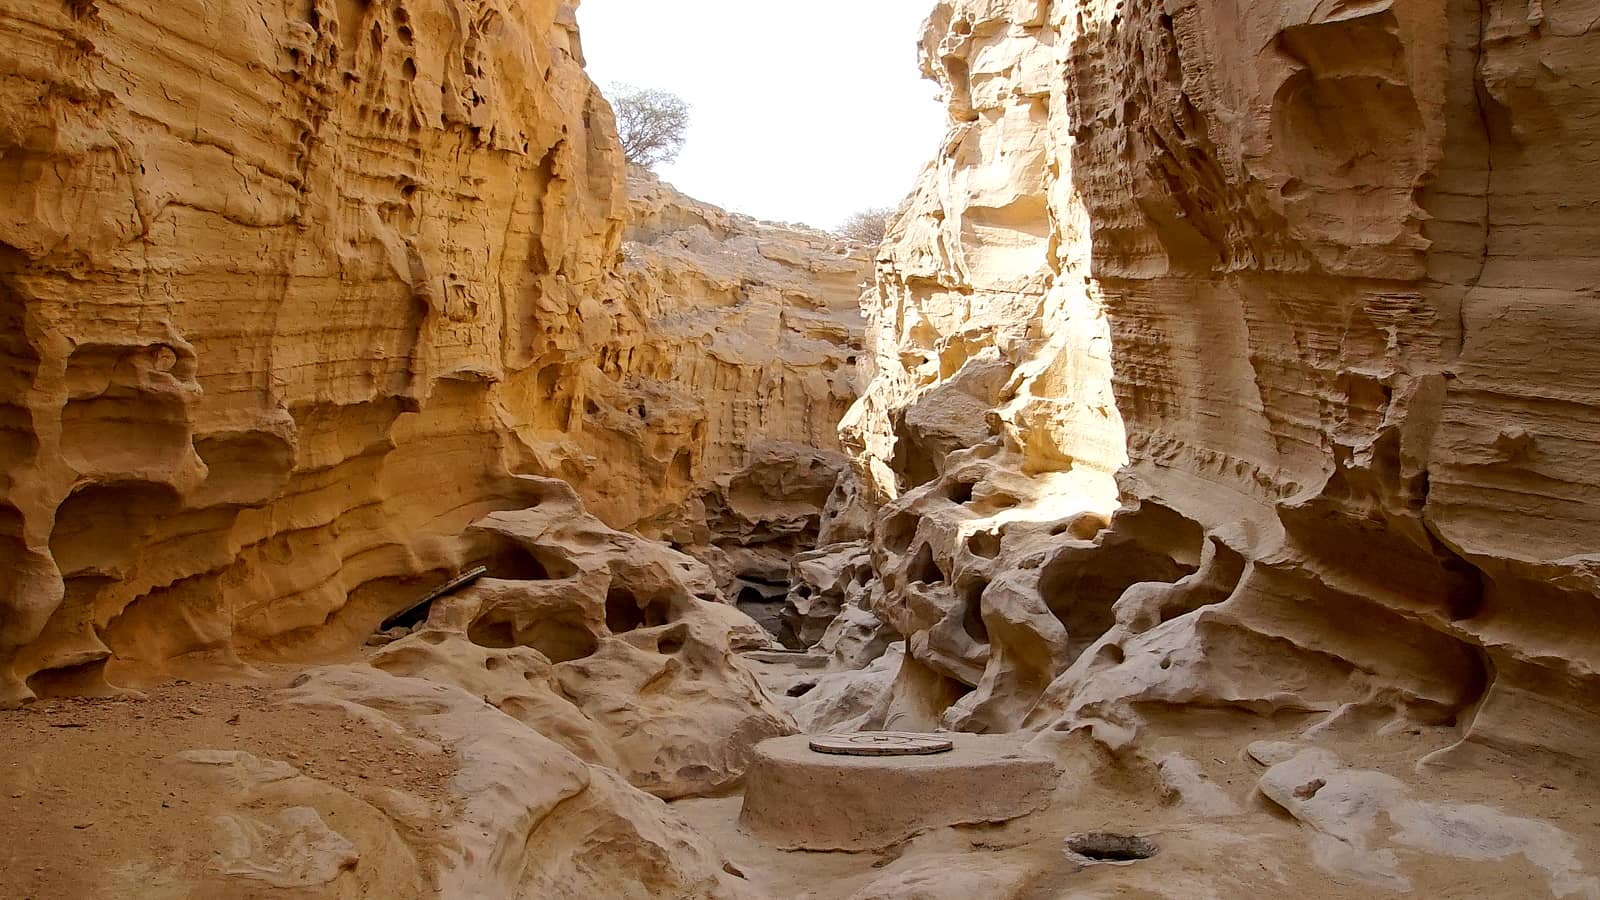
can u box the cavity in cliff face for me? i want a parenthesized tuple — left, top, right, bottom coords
(0, 1, 866, 704)
(844, 0, 1600, 766)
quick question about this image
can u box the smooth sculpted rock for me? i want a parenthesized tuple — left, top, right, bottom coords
(739, 733, 1057, 850)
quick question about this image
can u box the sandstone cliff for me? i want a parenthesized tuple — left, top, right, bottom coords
(0, 1, 864, 704)
(846, 0, 1600, 767)
(611, 171, 868, 613)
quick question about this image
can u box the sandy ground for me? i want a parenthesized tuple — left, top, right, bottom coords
(2, 655, 1597, 899)
(0, 665, 455, 900)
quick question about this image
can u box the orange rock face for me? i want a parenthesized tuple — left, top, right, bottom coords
(0, 2, 865, 705)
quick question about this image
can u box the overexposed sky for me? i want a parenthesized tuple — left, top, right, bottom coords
(576, 1, 948, 230)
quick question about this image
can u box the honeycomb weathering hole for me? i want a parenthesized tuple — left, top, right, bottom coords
(1065, 832, 1159, 862)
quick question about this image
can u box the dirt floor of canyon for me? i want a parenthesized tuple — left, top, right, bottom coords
(5, 656, 1594, 899)
(0, 658, 456, 900)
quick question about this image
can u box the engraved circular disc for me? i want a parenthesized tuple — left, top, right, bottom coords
(807, 732, 955, 757)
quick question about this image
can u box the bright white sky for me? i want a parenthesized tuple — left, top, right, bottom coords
(576, 0, 948, 230)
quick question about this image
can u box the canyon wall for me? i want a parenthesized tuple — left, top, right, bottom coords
(0, 0, 863, 705)
(613, 171, 868, 612)
(849, 0, 1600, 764)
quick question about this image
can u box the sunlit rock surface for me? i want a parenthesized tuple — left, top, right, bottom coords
(0, 2, 865, 705)
(846, 0, 1600, 767)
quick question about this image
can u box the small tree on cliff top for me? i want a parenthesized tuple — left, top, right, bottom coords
(837, 206, 894, 245)
(609, 84, 690, 168)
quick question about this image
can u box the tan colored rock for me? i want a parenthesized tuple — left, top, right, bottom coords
(610, 176, 870, 635)
(369, 476, 795, 799)
(843, 0, 1600, 770)
(533, 168, 869, 538)
(289, 665, 762, 899)
(1253, 747, 1597, 896)
(0, 4, 864, 705)
(784, 642, 904, 735)
(814, 603, 895, 672)
(0, 0, 636, 706)
(680, 442, 853, 636)
(738, 732, 1057, 851)
(782, 540, 871, 649)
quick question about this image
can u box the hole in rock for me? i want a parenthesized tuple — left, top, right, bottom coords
(467, 619, 516, 650)
(972, 492, 1021, 514)
(1049, 513, 1108, 540)
(26, 659, 110, 699)
(786, 681, 818, 698)
(1443, 558, 1487, 622)
(481, 545, 576, 581)
(530, 620, 600, 663)
(907, 543, 945, 585)
(945, 480, 976, 504)
(967, 530, 1001, 559)
(50, 481, 181, 575)
(655, 624, 688, 655)
(962, 596, 988, 643)
(1065, 833, 1158, 862)
(882, 512, 919, 554)
(1039, 533, 1196, 664)
(1096, 643, 1126, 666)
(606, 587, 669, 633)
(734, 578, 797, 646)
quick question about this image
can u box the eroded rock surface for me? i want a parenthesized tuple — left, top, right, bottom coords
(290, 666, 760, 899)
(841, 0, 1600, 772)
(371, 476, 794, 799)
(0, 3, 865, 705)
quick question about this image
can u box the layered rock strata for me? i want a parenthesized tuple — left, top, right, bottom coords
(616, 171, 869, 635)
(0, 2, 865, 703)
(845, 0, 1600, 767)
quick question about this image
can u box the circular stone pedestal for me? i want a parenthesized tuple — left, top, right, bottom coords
(739, 733, 1059, 850)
